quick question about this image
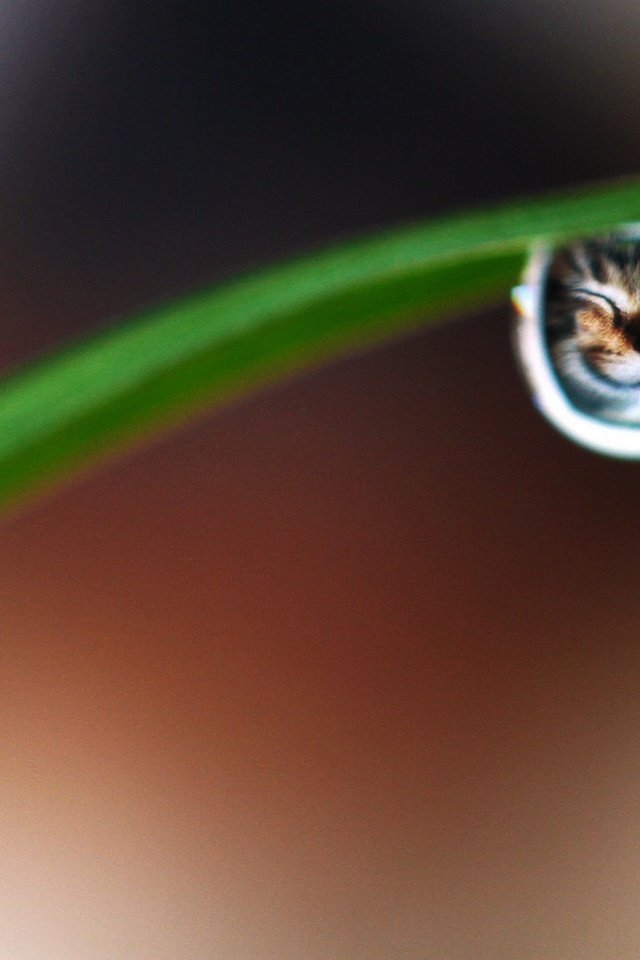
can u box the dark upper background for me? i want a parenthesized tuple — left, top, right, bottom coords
(3, 0, 638, 362)
(3, 3, 640, 959)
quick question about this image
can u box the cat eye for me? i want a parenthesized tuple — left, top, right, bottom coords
(571, 288, 622, 318)
(512, 229, 640, 459)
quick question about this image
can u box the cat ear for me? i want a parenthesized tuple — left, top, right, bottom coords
(513, 232, 640, 459)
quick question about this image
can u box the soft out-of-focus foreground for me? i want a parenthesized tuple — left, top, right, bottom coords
(2, 2, 640, 958)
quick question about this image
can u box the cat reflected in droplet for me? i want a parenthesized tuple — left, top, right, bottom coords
(546, 236, 640, 423)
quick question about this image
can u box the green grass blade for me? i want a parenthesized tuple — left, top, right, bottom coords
(3, 175, 640, 514)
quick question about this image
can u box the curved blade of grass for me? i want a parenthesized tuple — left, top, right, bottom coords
(3, 175, 640, 515)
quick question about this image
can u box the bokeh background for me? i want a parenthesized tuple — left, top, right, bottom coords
(2, 2, 640, 957)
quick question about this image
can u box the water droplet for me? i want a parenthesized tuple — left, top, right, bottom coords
(513, 228, 640, 459)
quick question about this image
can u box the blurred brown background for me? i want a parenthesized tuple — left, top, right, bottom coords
(2, 1, 640, 957)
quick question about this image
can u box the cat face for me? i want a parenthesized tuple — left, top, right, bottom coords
(548, 239, 640, 385)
